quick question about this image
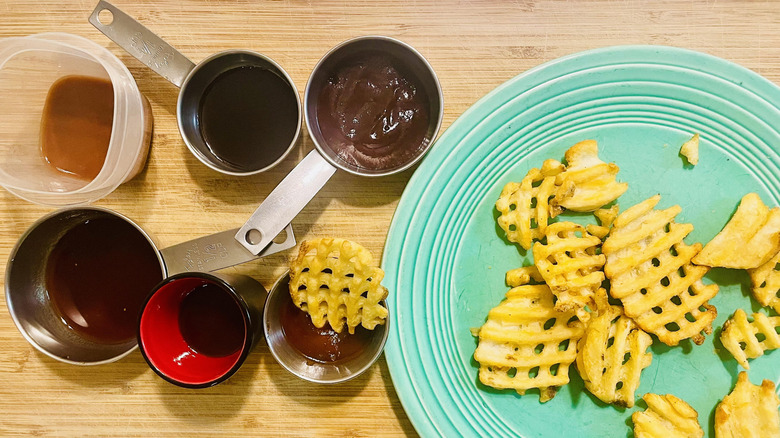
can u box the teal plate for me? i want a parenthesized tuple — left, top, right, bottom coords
(382, 45, 780, 438)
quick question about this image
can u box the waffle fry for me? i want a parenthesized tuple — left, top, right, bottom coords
(693, 193, 780, 269)
(748, 250, 780, 314)
(603, 195, 718, 346)
(533, 221, 606, 319)
(552, 140, 628, 212)
(632, 393, 703, 438)
(496, 159, 566, 250)
(720, 309, 780, 369)
(473, 269, 586, 402)
(576, 305, 653, 407)
(586, 205, 619, 239)
(289, 238, 388, 334)
(714, 372, 780, 438)
(679, 133, 700, 166)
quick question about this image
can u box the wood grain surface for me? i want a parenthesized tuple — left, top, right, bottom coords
(1, 1, 779, 436)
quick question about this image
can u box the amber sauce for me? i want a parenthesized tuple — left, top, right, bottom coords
(45, 216, 164, 344)
(316, 52, 430, 171)
(280, 294, 374, 363)
(40, 75, 114, 180)
(198, 65, 299, 172)
(178, 282, 246, 357)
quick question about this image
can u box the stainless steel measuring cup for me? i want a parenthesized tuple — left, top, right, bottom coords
(5, 206, 294, 365)
(89, 1, 301, 176)
(234, 36, 444, 256)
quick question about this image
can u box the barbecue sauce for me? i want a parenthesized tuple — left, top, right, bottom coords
(316, 52, 430, 171)
(280, 293, 374, 363)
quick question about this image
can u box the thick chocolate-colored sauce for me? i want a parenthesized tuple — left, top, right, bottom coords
(316, 52, 430, 171)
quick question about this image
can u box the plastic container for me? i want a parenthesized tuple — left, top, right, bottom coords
(0, 33, 153, 206)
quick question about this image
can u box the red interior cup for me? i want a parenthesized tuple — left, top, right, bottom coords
(138, 273, 252, 388)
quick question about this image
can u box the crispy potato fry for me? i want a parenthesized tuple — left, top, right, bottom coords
(680, 133, 700, 166)
(533, 221, 606, 320)
(552, 140, 628, 212)
(693, 193, 780, 269)
(632, 393, 703, 438)
(576, 305, 653, 407)
(496, 159, 566, 250)
(715, 372, 780, 438)
(748, 249, 780, 314)
(586, 205, 620, 239)
(603, 195, 718, 346)
(473, 273, 585, 403)
(720, 309, 780, 369)
(289, 238, 388, 334)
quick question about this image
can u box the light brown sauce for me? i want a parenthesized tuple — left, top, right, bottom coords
(40, 75, 114, 180)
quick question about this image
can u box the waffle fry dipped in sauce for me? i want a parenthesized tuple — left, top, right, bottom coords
(533, 221, 606, 321)
(602, 195, 718, 346)
(576, 303, 653, 408)
(496, 159, 565, 250)
(632, 393, 704, 438)
(552, 140, 628, 212)
(473, 266, 585, 402)
(693, 193, 780, 269)
(720, 309, 780, 369)
(289, 238, 388, 334)
(715, 372, 780, 438)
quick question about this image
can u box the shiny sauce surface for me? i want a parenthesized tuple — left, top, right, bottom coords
(316, 52, 430, 171)
(178, 282, 246, 358)
(45, 216, 164, 344)
(40, 75, 114, 180)
(198, 65, 299, 172)
(280, 294, 374, 363)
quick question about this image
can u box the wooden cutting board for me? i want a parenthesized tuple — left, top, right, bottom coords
(1, 0, 778, 436)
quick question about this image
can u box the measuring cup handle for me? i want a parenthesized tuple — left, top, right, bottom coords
(235, 150, 337, 255)
(89, 1, 196, 88)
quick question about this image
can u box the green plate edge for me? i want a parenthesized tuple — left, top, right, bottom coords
(382, 45, 780, 438)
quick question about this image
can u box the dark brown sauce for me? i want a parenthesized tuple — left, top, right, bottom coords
(40, 75, 114, 180)
(198, 65, 298, 172)
(45, 216, 163, 344)
(280, 293, 374, 363)
(316, 52, 430, 171)
(178, 282, 246, 357)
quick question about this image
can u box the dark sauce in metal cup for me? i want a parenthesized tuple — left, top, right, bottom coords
(45, 215, 164, 345)
(278, 290, 374, 364)
(198, 65, 299, 173)
(316, 52, 431, 171)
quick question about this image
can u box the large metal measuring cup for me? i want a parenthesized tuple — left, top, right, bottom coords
(89, 1, 302, 176)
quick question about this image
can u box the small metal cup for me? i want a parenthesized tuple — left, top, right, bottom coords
(305, 36, 444, 177)
(263, 271, 390, 384)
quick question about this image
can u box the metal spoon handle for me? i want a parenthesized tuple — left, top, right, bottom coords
(235, 150, 337, 255)
(89, 0, 195, 87)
